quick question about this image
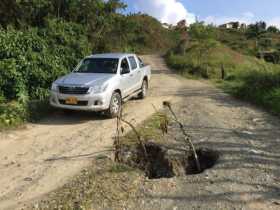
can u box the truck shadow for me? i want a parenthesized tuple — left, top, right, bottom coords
(36, 110, 109, 125)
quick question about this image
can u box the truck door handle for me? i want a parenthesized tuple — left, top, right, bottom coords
(130, 74, 134, 77)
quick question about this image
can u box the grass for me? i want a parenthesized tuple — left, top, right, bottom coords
(166, 42, 280, 116)
(28, 158, 143, 210)
(166, 43, 267, 78)
(109, 163, 135, 173)
(120, 111, 168, 146)
(219, 70, 280, 115)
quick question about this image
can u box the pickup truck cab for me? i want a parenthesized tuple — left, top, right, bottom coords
(50, 53, 151, 118)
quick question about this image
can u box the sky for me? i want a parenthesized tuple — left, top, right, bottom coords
(122, 0, 280, 28)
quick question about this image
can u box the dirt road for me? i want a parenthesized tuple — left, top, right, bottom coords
(0, 55, 185, 210)
(1, 55, 280, 210)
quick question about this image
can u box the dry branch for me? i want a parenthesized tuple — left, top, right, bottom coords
(163, 101, 201, 172)
(114, 106, 148, 162)
(119, 118, 148, 160)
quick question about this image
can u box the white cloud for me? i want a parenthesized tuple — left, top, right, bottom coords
(133, 0, 196, 25)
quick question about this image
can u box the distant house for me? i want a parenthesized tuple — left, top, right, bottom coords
(219, 22, 247, 30)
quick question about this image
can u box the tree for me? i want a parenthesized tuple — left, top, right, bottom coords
(189, 22, 217, 76)
(246, 21, 267, 38)
(0, 0, 126, 28)
(246, 21, 269, 58)
(174, 19, 189, 55)
(267, 26, 279, 33)
(0, 0, 19, 27)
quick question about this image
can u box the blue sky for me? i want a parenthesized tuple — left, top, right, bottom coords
(122, 0, 280, 27)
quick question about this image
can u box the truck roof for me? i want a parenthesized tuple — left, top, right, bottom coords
(87, 53, 135, 59)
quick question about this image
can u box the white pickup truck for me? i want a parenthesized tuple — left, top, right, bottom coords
(50, 53, 151, 118)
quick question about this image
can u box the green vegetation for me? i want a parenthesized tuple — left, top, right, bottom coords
(166, 22, 280, 116)
(0, 0, 179, 128)
(221, 67, 280, 115)
(120, 111, 168, 146)
(1, 0, 280, 127)
(0, 19, 90, 128)
(217, 22, 280, 61)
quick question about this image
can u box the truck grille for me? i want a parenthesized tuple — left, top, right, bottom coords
(59, 86, 89, 95)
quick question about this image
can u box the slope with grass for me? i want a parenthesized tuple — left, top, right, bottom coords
(217, 27, 280, 57)
(166, 39, 280, 116)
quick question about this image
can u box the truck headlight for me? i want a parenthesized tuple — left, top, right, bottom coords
(88, 84, 108, 94)
(51, 83, 58, 92)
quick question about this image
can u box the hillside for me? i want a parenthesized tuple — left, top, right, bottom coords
(217, 27, 280, 62)
(167, 42, 274, 78)
(166, 23, 280, 115)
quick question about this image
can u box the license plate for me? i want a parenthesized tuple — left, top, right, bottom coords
(65, 97, 78, 105)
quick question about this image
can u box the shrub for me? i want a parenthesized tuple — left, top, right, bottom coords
(0, 102, 27, 128)
(221, 68, 280, 115)
(0, 20, 90, 101)
(0, 19, 91, 126)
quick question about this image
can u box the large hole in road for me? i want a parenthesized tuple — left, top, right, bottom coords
(117, 142, 220, 179)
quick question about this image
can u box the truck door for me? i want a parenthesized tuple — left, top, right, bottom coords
(128, 55, 142, 91)
(120, 57, 133, 97)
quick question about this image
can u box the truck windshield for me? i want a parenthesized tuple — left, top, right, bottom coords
(75, 58, 119, 74)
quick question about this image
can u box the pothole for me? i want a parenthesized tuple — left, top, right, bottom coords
(145, 143, 175, 179)
(118, 142, 220, 179)
(185, 148, 220, 175)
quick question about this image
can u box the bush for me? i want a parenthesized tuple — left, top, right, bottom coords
(0, 102, 27, 128)
(221, 68, 280, 115)
(165, 54, 191, 71)
(0, 19, 91, 127)
(0, 20, 90, 101)
(264, 88, 280, 113)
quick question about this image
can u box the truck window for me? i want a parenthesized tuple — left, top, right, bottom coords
(121, 58, 130, 71)
(128, 56, 138, 70)
(74, 58, 119, 74)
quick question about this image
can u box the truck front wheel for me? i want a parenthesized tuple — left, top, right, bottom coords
(106, 92, 122, 118)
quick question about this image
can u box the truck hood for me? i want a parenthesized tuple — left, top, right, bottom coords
(55, 73, 115, 86)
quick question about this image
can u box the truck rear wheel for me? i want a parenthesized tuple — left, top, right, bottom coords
(106, 92, 122, 118)
(138, 80, 148, 99)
